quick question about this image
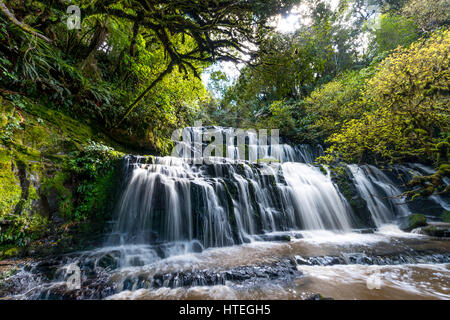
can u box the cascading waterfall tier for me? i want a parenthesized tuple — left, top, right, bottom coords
(109, 127, 448, 249)
(109, 155, 354, 248)
(347, 165, 410, 227)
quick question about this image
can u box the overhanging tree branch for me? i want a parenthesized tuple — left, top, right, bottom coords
(84, 0, 296, 125)
(114, 61, 175, 128)
(0, 0, 53, 43)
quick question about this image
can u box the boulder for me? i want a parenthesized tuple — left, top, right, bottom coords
(413, 222, 450, 238)
(305, 293, 334, 300)
(399, 214, 428, 231)
(443, 210, 450, 223)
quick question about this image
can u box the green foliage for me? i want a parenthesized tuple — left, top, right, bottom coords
(304, 69, 374, 142)
(121, 33, 209, 154)
(402, 0, 450, 32)
(200, 0, 371, 143)
(0, 149, 21, 218)
(0, 213, 48, 247)
(40, 141, 123, 222)
(0, 148, 48, 247)
(443, 211, 450, 223)
(327, 29, 450, 164)
(0, 0, 300, 154)
(66, 141, 121, 178)
(62, 141, 123, 221)
(372, 13, 419, 53)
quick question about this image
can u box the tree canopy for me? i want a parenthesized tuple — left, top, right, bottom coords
(0, 0, 298, 152)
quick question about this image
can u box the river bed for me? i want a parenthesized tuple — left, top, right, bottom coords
(1, 225, 449, 300)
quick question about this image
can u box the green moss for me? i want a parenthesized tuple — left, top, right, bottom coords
(408, 214, 428, 231)
(1, 246, 20, 258)
(256, 158, 280, 163)
(142, 155, 155, 164)
(75, 167, 117, 221)
(0, 96, 130, 250)
(318, 165, 327, 175)
(421, 225, 450, 238)
(442, 211, 450, 223)
(0, 149, 22, 217)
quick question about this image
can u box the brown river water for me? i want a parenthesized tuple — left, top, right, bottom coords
(1, 225, 449, 300)
(105, 226, 450, 300)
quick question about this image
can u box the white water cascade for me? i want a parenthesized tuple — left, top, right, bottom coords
(108, 127, 448, 249)
(348, 165, 411, 227)
(282, 163, 352, 230)
(109, 155, 354, 248)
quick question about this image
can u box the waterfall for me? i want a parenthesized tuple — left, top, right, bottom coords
(348, 165, 410, 226)
(108, 127, 448, 250)
(109, 152, 353, 248)
(173, 126, 322, 163)
(282, 163, 352, 230)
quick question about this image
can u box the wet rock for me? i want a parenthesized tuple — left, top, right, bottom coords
(353, 228, 375, 234)
(32, 258, 63, 281)
(39, 279, 115, 300)
(399, 214, 428, 231)
(191, 241, 203, 253)
(97, 254, 119, 270)
(294, 252, 450, 267)
(294, 256, 311, 265)
(289, 232, 304, 239)
(295, 255, 344, 266)
(257, 234, 292, 242)
(140, 259, 302, 290)
(305, 293, 334, 300)
(413, 223, 450, 238)
(122, 278, 134, 291)
(342, 253, 372, 265)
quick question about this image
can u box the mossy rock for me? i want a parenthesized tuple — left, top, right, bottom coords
(0, 149, 22, 217)
(407, 214, 428, 231)
(256, 158, 280, 164)
(420, 225, 450, 238)
(440, 210, 450, 223)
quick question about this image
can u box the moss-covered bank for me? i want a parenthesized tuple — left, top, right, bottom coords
(0, 95, 126, 258)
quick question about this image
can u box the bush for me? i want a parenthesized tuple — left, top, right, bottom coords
(63, 142, 124, 221)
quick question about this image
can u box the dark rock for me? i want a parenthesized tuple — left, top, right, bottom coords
(295, 256, 311, 265)
(305, 293, 333, 300)
(257, 234, 292, 242)
(97, 254, 119, 270)
(139, 259, 302, 291)
(191, 241, 203, 253)
(416, 224, 450, 238)
(399, 214, 428, 231)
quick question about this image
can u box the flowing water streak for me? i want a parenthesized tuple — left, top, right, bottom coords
(282, 163, 353, 230)
(109, 156, 356, 249)
(111, 127, 446, 248)
(348, 165, 410, 227)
